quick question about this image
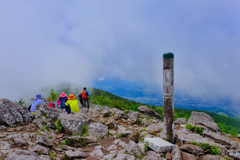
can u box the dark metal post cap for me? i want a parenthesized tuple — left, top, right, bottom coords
(163, 52, 174, 59)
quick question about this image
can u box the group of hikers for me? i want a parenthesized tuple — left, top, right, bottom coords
(29, 87, 90, 114)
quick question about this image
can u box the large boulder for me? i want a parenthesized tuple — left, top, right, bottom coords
(179, 144, 203, 156)
(138, 106, 162, 119)
(59, 113, 89, 135)
(5, 149, 41, 160)
(87, 122, 108, 138)
(36, 103, 63, 121)
(0, 99, 34, 127)
(188, 111, 219, 132)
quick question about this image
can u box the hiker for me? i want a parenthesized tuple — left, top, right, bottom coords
(65, 94, 79, 113)
(82, 87, 90, 108)
(57, 92, 68, 113)
(78, 93, 83, 106)
(30, 94, 45, 114)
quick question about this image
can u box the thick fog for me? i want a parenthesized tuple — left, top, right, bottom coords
(0, 1, 240, 106)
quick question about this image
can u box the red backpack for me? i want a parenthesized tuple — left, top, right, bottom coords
(48, 103, 56, 108)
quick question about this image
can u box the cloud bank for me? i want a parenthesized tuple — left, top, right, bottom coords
(0, 0, 240, 106)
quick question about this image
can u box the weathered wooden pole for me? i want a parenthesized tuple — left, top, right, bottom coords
(163, 52, 174, 143)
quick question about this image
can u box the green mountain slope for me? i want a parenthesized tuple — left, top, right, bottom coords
(89, 88, 240, 137)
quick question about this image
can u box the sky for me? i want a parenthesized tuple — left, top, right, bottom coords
(0, 1, 240, 110)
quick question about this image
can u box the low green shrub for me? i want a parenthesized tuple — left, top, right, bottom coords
(186, 124, 204, 135)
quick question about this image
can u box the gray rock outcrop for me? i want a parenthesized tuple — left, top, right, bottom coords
(59, 113, 89, 135)
(36, 103, 63, 121)
(0, 99, 34, 127)
(188, 111, 220, 132)
(87, 122, 108, 138)
(138, 106, 162, 119)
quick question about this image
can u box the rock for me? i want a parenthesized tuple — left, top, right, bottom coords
(33, 119, 44, 129)
(103, 110, 109, 117)
(0, 99, 34, 127)
(228, 148, 240, 159)
(171, 145, 182, 160)
(87, 122, 108, 138)
(109, 130, 117, 135)
(90, 146, 104, 159)
(65, 150, 86, 159)
(5, 149, 41, 160)
(36, 103, 63, 121)
(87, 115, 99, 122)
(188, 111, 220, 132)
(103, 153, 117, 160)
(0, 141, 11, 150)
(88, 105, 110, 114)
(108, 144, 118, 151)
(0, 125, 7, 131)
(144, 137, 174, 153)
(39, 155, 51, 160)
(7, 128, 16, 132)
(126, 111, 139, 124)
(145, 124, 161, 134)
(126, 140, 142, 156)
(175, 118, 187, 125)
(26, 123, 38, 131)
(181, 151, 197, 160)
(114, 153, 136, 160)
(46, 123, 56, 130)
(35, 135, 53, 147)
(111, 108, 124, 116)
(138, 106, 162, 119)
(14, 137, 27, 146)
(56, 134, 64, 139)
(59, 113, 89, 135)
(129, 129, 141, 143)
(201, 154, 224, 160)
(179, 144, 203, 156)
(237, 134, 240, 139)
(203, 131, 236, 148)
(119, 141, 128, 148)
(118, 130, 132, 137)
(106, 119, 118, 129)
(29, 144, 49, 155)
(138, 142, 146, 155)
(166, 152, 172, 160)
(142, 151, 163, 160)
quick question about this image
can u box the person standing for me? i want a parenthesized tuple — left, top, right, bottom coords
(57, 92, 68, 113)
(65, 94, 79, 113)
(30, 94, 45, 114)
(82, 87, 90, 108)
(78, 93, 83, 106)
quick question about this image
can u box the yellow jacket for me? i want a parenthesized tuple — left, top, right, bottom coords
(65, 99, 79, 112)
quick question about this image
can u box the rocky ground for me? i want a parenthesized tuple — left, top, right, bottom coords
(0, 98, 240, 160)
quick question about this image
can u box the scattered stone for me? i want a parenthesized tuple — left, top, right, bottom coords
(106, 119, 118, 129)
(144, 137, 174, 153)
(87, 122, 108, 138)
(171, 145, 182, 160)
(39, 155, 51, 160)
(108, 144, 118, 151)
(179, 144, 204, 156)
(127, 111, 139, 124)
(14, 137, 27, 146)
(181, 151, 197, 160)
(46, 123, 56, 130)
(35, 135, 53, 147)
(16, 126, 24, 131)
(5, 149, 41, 160)
(102, 153, 117, 160)
(0, 125, 7, 131)
(188, 111, 220, 132)
(65, 150, 86, 159)
(166, 152, 172, 160)
(26, 123, 38, 132)
(126, 140, 142, 156)
(87, 114, 99, 122)
(114, 152, 136, 160)
(138, 106, 162, 119)
(200, 154, 224, 160)
(145, 124, 161, 134)
(90, 146, 104, 159)
(109, 130, 117, 135)
(237, 134, 240, 139)
(175, 118, 187, 125)
(138, 142, 146, 155)
(102, 110, 109, 117)
(142, 151, 163, 160)
(56, 134, 64, 139)
(60, 113, 89, 135)
(118, 130, 132, 137)
(29, 144, 49, 155)
(0, 141, 11, 150)
(33, 119, 44, 129)
(7, 128, 16, 132)
(129, 129, 141, 142)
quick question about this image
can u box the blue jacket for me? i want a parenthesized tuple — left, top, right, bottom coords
(30, 99, 45, 112)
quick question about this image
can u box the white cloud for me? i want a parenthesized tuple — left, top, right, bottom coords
(98, 77, 104, 81)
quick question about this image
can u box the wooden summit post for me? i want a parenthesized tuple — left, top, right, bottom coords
(163, 52, 174, 143)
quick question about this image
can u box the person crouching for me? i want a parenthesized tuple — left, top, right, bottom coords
(65, 94, 79, 114)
